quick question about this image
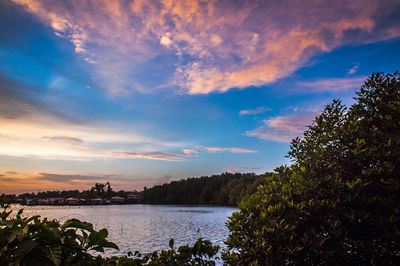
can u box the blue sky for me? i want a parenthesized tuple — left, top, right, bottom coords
(1, 0, 399, 193)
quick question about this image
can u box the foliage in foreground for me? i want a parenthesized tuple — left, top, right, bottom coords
(106, 238, 219, 266)
(0, 204, 118, 265)
(0, 205, 219, 265)
(223, 72, 400, 265)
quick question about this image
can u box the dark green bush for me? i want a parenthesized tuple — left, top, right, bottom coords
(108, 238, 219, 266)
(223, 72, 400, 265)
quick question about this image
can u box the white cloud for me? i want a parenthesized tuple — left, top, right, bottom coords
(160, 34, 172, 46)
(348, 63, 359, 75)
(239, 107, 270, 116)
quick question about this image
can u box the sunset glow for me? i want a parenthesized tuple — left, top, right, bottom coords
(1, 0, 399, 193)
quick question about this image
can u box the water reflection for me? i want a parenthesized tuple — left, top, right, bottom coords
(10, 204, 236, 257)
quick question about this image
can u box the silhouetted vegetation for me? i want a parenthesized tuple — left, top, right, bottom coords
(142, 172, 268, 206)
(223, 72, 400, 265)
(0, 205, 220, 265)
(1, 174, 266, 206)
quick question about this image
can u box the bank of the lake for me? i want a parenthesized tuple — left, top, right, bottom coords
(10, 204, 237, 257)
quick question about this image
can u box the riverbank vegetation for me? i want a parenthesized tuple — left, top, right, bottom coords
(1, 172, 267, 207)
(1, 72, 399, 265)
(142, 172, 268, 206)
(1, 182, 141, 206)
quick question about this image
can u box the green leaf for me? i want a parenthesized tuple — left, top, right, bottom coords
(63, 219, 94, 231)
(48, 246, 62, 266)
(102, 240, 119, 250)
(14, 240, 39, 262)
(97, 228, 108, 239)
(8, 230, 17, 243)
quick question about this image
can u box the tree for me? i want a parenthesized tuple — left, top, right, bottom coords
(106, 182, 112, 199)
(223, 72, 400, 265)
(92, 183, 105, 196)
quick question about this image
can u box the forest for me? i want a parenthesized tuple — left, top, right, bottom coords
(141, 172, 268, 205)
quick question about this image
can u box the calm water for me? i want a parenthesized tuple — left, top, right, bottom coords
(10, 204, 236, 257)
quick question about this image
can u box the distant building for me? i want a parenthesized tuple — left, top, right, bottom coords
(26, 199, 37, 205)
(79, 199, 87, 204)
(37, 199, 47, 205)
(65, 198, 79, 205)
(47, 198, 64, 205)
(111, 196, 125, 203)
(92, 198, 104, 204)
(127, 193, 140, 200)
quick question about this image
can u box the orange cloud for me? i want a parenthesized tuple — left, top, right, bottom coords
(0, 171, 149, 194)
(42, 136, 83, 145)
(0, 172, 80, 194)
(10, 0, 400, 94)
(0, 105, 184, 161)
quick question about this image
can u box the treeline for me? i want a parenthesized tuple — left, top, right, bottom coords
(1, 173, 267, 206)
(142, 172, 269, 205)
(1, 182, 139, 203)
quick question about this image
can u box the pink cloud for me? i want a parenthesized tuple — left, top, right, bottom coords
(11, 0, 400, 94)
(110, 146, 257, 161)
(297, 76, 366, 92)
(0, 171, 151, 194)
(246, 114, 316, 142)
(201, 146, 257, 153)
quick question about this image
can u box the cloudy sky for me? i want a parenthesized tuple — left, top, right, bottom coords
(1, 0, 399, 193)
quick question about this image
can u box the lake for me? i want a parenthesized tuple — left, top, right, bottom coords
(10, 204, 237, 257)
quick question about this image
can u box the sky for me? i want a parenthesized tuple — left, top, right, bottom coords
(0, 0, 399, 194)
